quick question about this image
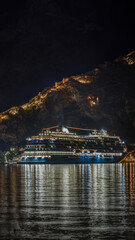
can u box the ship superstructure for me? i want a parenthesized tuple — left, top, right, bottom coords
(19, 126, 126, 163)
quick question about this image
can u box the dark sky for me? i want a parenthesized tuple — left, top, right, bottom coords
(0, 0, 134, 112)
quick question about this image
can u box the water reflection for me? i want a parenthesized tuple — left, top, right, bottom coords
(0, 164, 135, 239)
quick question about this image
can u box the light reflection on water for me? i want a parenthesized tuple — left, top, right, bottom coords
(0, 164, 135, 239)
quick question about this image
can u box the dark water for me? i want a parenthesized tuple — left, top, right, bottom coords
(0, 164, 135, 240)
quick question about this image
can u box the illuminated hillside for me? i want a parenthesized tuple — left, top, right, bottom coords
(0, 51, 135, 149)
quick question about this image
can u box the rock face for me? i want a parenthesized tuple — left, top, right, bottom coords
(0, 51, 135, 149)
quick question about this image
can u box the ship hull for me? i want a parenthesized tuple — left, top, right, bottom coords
(17, 155, 124, 164)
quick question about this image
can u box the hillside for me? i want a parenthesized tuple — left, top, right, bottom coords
(0, 51, 135, 149)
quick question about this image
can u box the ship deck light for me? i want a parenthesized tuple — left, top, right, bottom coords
(27, 138, 31, 141)
(101, 129, 107, 135)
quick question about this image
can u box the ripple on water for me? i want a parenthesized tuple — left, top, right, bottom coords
(0, 163, 135, 239)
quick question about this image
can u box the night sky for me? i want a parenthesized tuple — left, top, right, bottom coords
(0, 0, 134, 112)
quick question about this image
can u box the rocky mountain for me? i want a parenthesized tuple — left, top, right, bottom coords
(0, 51, 135, 150)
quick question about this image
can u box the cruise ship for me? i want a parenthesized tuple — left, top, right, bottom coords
(18, 126, 127, 164)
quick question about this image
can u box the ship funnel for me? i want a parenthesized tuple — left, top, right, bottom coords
(62, 126, 69, 133)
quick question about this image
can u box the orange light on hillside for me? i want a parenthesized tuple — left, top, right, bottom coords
(87, 95, 99, 107)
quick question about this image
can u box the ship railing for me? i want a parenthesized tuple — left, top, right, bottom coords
(22, 151, 123, 157)
(22, 151, 75, 156)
